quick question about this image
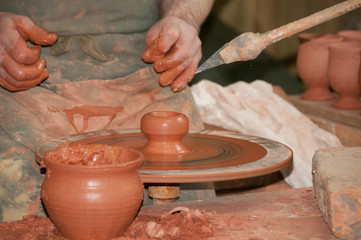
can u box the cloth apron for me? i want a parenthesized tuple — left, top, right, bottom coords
(0, 0, 211, 222)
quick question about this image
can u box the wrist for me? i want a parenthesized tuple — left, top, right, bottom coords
(160, 0, 214, 32)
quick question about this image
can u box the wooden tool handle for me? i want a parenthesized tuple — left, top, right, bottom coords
(262, 0, 361, 46)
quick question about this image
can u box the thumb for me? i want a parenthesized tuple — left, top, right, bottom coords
(17, 17, 58, 45)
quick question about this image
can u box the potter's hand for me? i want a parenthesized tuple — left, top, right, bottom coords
(142, 16, 202, 92)
(0, 12, 58, 91)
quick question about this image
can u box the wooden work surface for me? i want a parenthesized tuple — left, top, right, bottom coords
(0, 187, 336, 239)
(132, 187, 336, 239)
(289, 95, 361, 146)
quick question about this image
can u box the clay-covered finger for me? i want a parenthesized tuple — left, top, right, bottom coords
(8, 39, 41, 65)
(171, 62, 198, 92)
(2, 53, 45, 81)
(17, 16, 58, 45)
(154, 36, 200, 73)
(153, 45, 183, 72)
(0, 68, 49, 91)
(158, 61, 189, 86)
(142, 37, 165, 63)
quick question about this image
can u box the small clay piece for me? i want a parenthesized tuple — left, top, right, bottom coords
(297, 34, 342, 101)
(41, 142, 144, 240)
(141, 111, 189, 155)
(338, 30, 361, 43)
(328, 41, 361, 110)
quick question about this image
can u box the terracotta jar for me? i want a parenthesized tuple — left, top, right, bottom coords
(41, 142, 144, 240)
(328, 41, 361, 110)
(297, 34, 342, 101)
(141, 111, 189, 155)
(338, 30, 361, 43)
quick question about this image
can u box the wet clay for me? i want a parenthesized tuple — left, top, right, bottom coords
(141, 111, 190, 155)
(141, 37, 184, 91)
(142, 37, 164, 62)
(42, 141, 137, 166)
(65, 105, 124, 134)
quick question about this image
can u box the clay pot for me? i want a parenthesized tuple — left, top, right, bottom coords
(41, 143, 144, 240)
(328, 41, 361, 110)
(338, 30, 361, 43)
(297, 34, 342, 101)
(141, 111, 189, 155)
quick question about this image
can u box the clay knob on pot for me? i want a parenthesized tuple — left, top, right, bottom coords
(141, 111, 189, 155)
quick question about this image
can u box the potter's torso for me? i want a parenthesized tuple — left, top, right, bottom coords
(0, 0, 205, 148)
(0, 0, 159, 35)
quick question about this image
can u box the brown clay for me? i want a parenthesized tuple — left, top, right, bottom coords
(41, 142, 144, 240)
(65, 105, 124, 134)
(141, 111, 189, 155)
(141, 37, 164, 62)
(328, 41, 361, 110)
(297, 34, 342, 101)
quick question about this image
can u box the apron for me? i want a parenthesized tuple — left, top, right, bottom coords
(0, 0, 205, 222)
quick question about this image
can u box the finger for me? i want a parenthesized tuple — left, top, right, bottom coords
(157, 25, 180, 53)
(171, 51, 202, 92)
(0, 68, 49, 91)
(142, 47, 164, 63)
(142, 37, 165, 63)
(154, 36, 200, 73)
(171, 64, 196, 92)
(144, 24, 161, 46)
(2, 52, 45, 81)
(8, 38, 42, 65)
(153, 45, 182, 72)
(158, 60, 190, 86)
(17, 16, 58, 45)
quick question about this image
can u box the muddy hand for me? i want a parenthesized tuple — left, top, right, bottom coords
(0, 12, 58, 91)
(142, 16, 202, 92)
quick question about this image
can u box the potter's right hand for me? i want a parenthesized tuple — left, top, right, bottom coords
(0, 12, 58, 91)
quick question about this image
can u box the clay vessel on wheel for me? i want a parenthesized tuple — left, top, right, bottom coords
(41, 143, 144, 240)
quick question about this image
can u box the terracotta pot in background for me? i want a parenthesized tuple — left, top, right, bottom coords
(328, 41, 361, 110)
(41, 143, 144, 240)
(338, 30, 361, 43)
(297, 34, 342, 101)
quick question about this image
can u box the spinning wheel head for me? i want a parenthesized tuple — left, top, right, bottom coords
(36, 111, 293, 183)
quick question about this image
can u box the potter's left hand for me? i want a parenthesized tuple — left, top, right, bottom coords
(142, 16, 202, 92)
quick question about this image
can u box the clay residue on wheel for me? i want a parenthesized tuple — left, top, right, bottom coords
(42, 141, 138, 166)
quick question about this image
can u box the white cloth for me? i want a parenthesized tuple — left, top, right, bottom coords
(191, 80, 343, 188)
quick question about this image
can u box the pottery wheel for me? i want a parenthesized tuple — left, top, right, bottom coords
(36, 129, 292, 183)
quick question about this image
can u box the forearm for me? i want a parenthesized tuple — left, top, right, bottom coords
(159, 0, 214, 31)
